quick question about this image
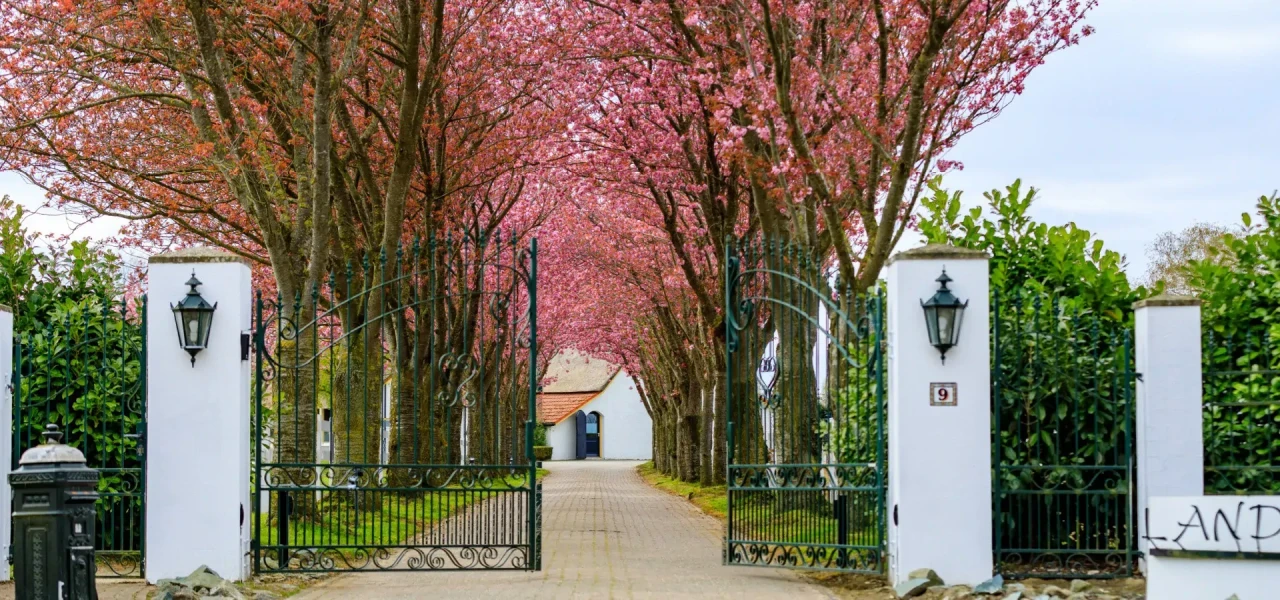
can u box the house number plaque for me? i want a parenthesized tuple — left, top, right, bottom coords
(930, 382, 957, 407)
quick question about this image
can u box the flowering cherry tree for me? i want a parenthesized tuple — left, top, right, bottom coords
(554, 0, 1097, 479)
(0, 0, 1098, 481)
(0, 0, 579, 301)
(572, 0, 1095, 289)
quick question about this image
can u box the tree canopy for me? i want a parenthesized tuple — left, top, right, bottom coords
(0, 0, 1099, 482)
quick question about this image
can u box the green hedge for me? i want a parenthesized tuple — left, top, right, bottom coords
(0, 196, 143, 558)
(1186, 193, 1280, 494)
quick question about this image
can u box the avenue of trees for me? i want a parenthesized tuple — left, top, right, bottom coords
(0, 0, 1099, 483)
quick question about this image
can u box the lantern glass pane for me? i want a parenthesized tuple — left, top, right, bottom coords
(951, 305, 965, 347)
(923, 305, 941, 346)
(937, 306, 955, 346)
(183, 310, 201, 347)
(199, 310, 214, 347)
(172, 310, 184, 345)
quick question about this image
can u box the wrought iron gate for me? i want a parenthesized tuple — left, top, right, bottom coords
(12, 297, 148, 578)
(724, 240, 886, 572)
(253, 234, 541, 573)
(991, 290, 1137, 579)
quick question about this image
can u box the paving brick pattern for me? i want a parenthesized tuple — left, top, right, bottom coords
(294, 460, 834, 599)
(0, 580, 151, 600)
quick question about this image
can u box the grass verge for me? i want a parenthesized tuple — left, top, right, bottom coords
(636, 462, 872, 544)
(636, 461, 727, 519)
(257, 468, 550, 549)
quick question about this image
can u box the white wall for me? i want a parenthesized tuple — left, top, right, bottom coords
(547, 418, 576, 461)
(146, 250, 252, 582)
(1148, 556, 1279, 599)
(546, 371, 653, 460)
(589, 372, 652, 459)
(1146, 496, 1280, 599)
(886, 247, 993, 586)
(1134, 298, 1204, 562)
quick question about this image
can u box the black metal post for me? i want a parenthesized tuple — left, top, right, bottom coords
(276, 491, 290, 567)
(11, 425, 99, 600)
(835, 493, 849, 568)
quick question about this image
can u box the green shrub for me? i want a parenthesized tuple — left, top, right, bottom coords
(919, 178, 1153, 316)
(533, 446, 553, 461)
(0, 196, 141, 550)
(1185, 193, 1280, 493)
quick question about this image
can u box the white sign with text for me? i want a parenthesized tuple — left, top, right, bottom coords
(1146, 496, 1280, 600)
(1146, 495, 1280, 555)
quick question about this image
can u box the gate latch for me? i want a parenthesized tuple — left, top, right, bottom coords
(125, 422, 146, 457)
(241, 332, 251, 361)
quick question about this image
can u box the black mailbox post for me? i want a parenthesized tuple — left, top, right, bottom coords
(10, 424, 100, 600)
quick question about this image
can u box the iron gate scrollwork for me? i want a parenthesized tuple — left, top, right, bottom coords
(12, 296, 148, 578)
(253, 233, 541, 573)
(724, 239, 887, 573)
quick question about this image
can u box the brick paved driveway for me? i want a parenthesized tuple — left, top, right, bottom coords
(294, 460, 833, 599)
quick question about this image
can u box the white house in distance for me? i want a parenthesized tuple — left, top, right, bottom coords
(537, 350, 652, 460)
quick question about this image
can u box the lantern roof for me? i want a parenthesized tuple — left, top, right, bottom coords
(174, 272, 215, 310)
(921, 268, 964, 308)
(18, 425, 86, 466)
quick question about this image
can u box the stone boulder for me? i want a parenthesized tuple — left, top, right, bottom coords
(155, 565, 246, 600)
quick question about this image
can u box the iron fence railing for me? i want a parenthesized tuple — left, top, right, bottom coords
(991, 289, 1137, 579)
(1202, 326, 1280, 495)
(12, 296, 147, 578)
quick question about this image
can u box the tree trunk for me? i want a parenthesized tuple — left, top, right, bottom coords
(699, 378, 714, 486)
(331, 332, 384, 472)
(712, 353, 728, 484)
(275, 332, 318, 476)
(729, 334, 771, 467)
(662, 410, 679, 476)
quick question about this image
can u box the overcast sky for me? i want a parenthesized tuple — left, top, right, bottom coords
(5, 1, 1279, 278)
(926, 0, 1280, 278)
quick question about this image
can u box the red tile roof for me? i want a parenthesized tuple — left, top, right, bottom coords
(537, 392, 601, 425)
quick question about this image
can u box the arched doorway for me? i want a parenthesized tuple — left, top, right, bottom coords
(586, 411, 602, 457)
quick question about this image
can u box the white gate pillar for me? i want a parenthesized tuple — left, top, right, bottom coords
(1133, 295, 1203, 566)
(0, 304, 13, 582)
(146, 248, 252, 583)
(885, 244, 992, 586)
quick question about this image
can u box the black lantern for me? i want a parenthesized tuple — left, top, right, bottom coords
(920, 267, 967, 364)
(171, 271, 217, 366)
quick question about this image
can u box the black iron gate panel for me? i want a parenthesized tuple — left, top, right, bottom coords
(12, 296, 147, 578)
(724, 240, 886, 573)
(253, 234, 540, 573)
(991, 290, 1137, 579)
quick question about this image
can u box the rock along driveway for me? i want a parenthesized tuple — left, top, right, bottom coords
(294, 460, 833, 599)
